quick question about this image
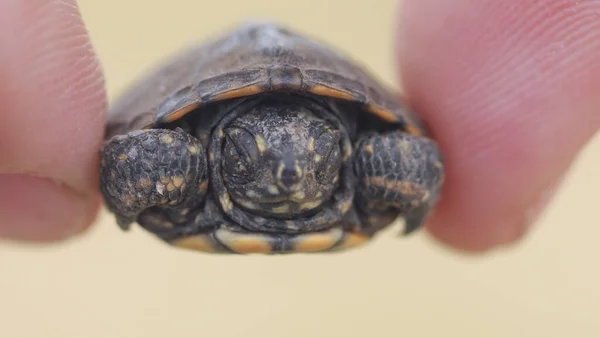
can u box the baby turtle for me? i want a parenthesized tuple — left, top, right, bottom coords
(100, 22, 445, 254)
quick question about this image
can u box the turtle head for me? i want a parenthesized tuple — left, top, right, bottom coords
(221, 101, 343, 219)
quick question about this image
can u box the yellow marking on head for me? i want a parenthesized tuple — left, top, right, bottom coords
(291, 191, 305, 201)
(285, 220, 301, 231)
(171, 235, 217, 252)
(267, 185, 279, 195)
(246, 190, 260, 198)
(300, 200, 322, 211)
(208, 152, 214, 162)
(238, 199, 260, 210)
(314, 154, 322, 163)
(255, 135, 267, 153)
(275, 161, 285, 180)
(219, 193, 233, 212)
(332, 175, 339, 184)
(293, 160, 303, 178)
(187, 145, 199, 154)
(271, 204, 290, 214)
(292, 228, 343, 252)
(364, 144, 373, 155)
(331, 232, 370, 251)
(181, 209, 190, 216)
(118, 153, 128, 161)
(218, 129, 224, 137)
(160, 134, 174, 144)
(214, 229, 273, 254)
(343, 146, 353, 161)
(308, 138, 315, 152)
(338, 198, 353, 214)
(172, 176, 184, 188)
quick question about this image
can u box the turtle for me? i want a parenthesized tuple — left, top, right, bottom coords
(99, 22, 445, 254)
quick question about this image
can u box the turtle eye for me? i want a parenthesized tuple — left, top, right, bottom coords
(315, 132, 342, 183)
(222, 128, 259, 184)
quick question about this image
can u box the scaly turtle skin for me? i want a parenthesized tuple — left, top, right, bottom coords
(99, 22, 445, 254)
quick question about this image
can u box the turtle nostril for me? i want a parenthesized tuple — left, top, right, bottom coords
(281, 167, 301, 187)
(277, 159, 303, 188)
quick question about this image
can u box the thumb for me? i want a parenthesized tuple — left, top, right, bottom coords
(0, 0, 106, 242)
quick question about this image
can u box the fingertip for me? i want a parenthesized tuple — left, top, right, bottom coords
(0, 174, 100, 242)
(396, 0, 600, 251)
(0, 0, 107, 194)
(0, 0, 106, 241)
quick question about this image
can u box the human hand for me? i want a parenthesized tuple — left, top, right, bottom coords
(0, 0, 105, 241)
(0, 0, 597, 252)
(395, 0, 600, 250)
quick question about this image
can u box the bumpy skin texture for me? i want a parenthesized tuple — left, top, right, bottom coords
(353, 131, 444, 235)
(99, 23, 445, 254)
(99, 128, 208, 229)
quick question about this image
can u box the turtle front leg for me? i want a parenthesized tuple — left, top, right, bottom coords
(353, 131, 444, 235)
(99, 128, 208, 230)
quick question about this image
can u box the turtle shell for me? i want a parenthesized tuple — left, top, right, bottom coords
(105, 22, 426, 139)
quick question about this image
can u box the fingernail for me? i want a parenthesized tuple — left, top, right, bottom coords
(0, 173, 96, 242)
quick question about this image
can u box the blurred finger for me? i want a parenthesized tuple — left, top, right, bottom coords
(396, 0, 600, 251)
(0, 0, 106, 241)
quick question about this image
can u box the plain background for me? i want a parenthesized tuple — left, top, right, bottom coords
(1, 1, 599, 337)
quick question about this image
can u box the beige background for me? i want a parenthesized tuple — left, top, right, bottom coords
(1, 1, 599, 337)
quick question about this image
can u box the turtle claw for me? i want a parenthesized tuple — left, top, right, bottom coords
(353, 131, 445, 235)
(99, 128, 208, 229)
(115, 215, 134, 231)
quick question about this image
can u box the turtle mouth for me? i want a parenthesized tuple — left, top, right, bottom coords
(229, 183, 330, 206)
(252, 194, 313, 204)
(260, 199, 322, 210)
(230, 193, 323, 210)
(235, 198, 325, 220)
(227, 187, 328, 219)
